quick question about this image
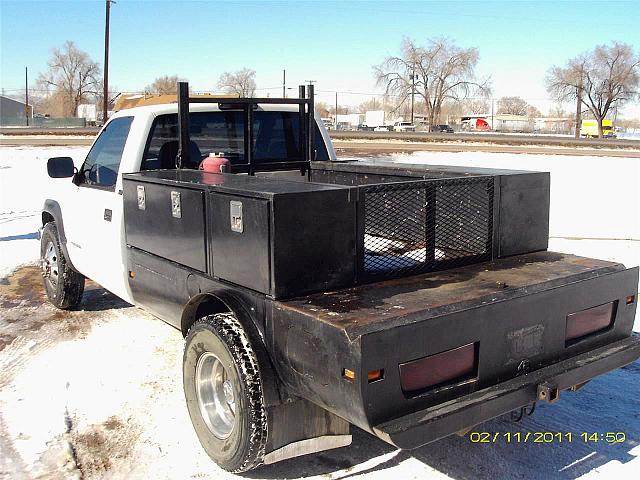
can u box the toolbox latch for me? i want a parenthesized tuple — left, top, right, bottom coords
(230, 201, 243, 233)
(171, 191, 181, 218)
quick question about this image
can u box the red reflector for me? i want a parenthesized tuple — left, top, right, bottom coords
(566, 302, 616, 344)
(399, 343, 477, 394)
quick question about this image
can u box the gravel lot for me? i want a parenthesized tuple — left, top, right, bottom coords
(0, 146, 638, 479)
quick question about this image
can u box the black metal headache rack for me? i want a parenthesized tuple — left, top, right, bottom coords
(176, 81, 315, 175)
(356, 176, 495, 281)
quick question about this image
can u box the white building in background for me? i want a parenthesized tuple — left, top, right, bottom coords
(77, 104, 97, 123)
(365, 110, 385, 127)
(335, 113, 364, 129)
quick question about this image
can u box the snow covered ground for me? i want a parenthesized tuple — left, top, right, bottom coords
(0, 146, 639, 479)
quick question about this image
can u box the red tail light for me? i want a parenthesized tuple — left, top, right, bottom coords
(399, 343, 477, 394)
(565, 301, 616, 344)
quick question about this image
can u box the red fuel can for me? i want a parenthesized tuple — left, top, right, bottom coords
(199, 153, 230, 173)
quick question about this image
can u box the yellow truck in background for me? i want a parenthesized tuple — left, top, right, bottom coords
(580, 119, 616, 138)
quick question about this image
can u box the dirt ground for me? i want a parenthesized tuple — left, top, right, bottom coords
(0, 267, 142, 479)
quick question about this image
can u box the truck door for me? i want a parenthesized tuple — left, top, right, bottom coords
(64, 116, 135, 302)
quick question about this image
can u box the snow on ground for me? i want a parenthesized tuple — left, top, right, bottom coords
(0, 146, 639, 480)
(0, 146, 89, 277)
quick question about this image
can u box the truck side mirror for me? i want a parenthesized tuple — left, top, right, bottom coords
(47, 157, 75, 178)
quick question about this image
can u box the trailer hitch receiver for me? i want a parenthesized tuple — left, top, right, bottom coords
(537, 382, 560, 403)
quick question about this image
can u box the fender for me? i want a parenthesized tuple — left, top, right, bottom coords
(181, 289, 285, 407)
(41, 199, 79, 272)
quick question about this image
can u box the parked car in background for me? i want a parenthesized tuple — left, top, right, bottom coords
(374, 125, 391, 132)
(393, 121, 416, 132)
(357, 123, 374, 131)
(322, 118, 334, 130)
(431, 124, 454, 133)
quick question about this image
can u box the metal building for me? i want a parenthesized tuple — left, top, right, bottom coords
(0, 95, 33, 126)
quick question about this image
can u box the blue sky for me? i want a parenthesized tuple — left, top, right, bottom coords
(1, 0, 639, 115)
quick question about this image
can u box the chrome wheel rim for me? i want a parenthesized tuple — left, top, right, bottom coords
(195, 352, 236, 439)
(42, 241, 59, 287)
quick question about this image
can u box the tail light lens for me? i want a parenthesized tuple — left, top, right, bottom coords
(565, 301, 616, 345)
(399, 343, 477, 395)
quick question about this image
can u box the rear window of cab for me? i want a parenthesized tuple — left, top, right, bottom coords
(141, 111, 329, 170)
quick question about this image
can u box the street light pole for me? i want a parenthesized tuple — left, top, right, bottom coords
(282, 69, 286, 98)
(25, 66, 29, 127)
(103, 0, 112, 124)
(491, 98, 495, 131)
(410, 64, 415, 126)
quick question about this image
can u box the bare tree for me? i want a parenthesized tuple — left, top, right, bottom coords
(374, 37, 491, 127)
(496, 96, 529, 115)
(461, 98, 489, 114)
(548, 104, 567, 118)
(217, 68, 256, 97)
(547, 42, 640, 137)
(315, 101, 330, 117)
(329, 105, 349, 115)
(145, 75, 181, 95)
(358, 98, 396, 115)
(526, 105, 542, 118)
(547, 55, 588, 137)
(95, 79, 119, 121)
(37, 41, 101, 117)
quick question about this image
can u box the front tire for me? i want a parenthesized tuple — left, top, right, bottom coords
(40, 222, 84, 309)
(183, 313, 268, 472)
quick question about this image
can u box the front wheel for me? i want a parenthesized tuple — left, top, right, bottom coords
(183, 313, 268, 472)
(40, 222, 84, 309)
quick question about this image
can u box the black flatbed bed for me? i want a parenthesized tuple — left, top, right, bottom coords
(277, 251, 627, 339)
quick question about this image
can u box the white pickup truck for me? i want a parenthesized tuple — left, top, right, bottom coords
(392, 121, 416, 132)
(41, 85, 639, 473)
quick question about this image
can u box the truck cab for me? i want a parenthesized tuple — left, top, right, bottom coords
(46, 101, 335, 304)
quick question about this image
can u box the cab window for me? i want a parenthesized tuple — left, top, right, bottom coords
(141, 111, 328, 171)
(80, 116, 133, 189)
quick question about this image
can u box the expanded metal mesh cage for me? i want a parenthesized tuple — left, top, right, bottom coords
(361, 176, 494, 279)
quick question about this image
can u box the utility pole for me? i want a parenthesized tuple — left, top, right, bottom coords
(491, 98, 494, 131)
(282, 69, 286, 98)
(410, 64, 415, 125)
(335, 91, 338, 129)
(103, 0, 112, 124)
(25, 67, 29, 126)
(575, 75, 583, 139)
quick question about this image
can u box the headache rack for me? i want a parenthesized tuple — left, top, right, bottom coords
(176, 81, 315, 175)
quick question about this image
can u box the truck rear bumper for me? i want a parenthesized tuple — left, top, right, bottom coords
(373, 334, 640, 449)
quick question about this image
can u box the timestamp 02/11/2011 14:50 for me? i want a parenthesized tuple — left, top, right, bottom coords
(469, 431, 627, 444)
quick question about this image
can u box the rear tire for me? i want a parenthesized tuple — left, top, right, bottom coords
(183, 313, 267, 472)
(40, 222, 84, 309)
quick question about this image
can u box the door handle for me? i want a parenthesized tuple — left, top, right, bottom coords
(104, 209, 112, 222)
